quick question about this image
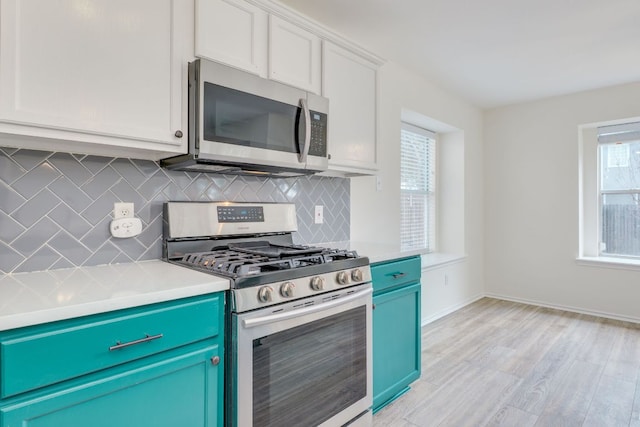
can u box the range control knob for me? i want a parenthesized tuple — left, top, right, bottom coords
(257, 286, 273, 303)
(310, 276, 325, 291)
(337, 271, 350, 285)
(280, 282, 295, 298)
(351, 268, 364, 282)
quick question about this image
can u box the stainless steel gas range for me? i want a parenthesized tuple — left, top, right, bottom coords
(163, 201, 373, 427)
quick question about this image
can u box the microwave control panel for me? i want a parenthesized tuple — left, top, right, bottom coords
(308, 111, 328, 157)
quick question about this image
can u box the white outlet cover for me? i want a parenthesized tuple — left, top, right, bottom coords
(110, 218, 142, 238)
(114, 202, 134, 219)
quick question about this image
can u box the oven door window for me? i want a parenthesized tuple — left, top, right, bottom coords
(252, 306, 367, 427)
(203, 83, 302, 154)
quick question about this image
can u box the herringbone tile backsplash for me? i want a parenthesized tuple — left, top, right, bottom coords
(0, 147, 350, 274)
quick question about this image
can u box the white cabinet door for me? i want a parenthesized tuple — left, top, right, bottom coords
(322, 41, 378, 173)
(268, 15, 320, 94)
(195, 0, 268, 76)
(0, 0, 188, 152)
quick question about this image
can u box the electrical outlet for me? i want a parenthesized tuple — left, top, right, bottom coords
(314, 205, 324, 224)
(114, 202, 134, 219)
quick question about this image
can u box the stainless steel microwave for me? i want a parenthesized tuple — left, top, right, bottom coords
(161, 59, 329, 176)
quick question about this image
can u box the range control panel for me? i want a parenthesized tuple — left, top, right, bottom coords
(217, 206, 264, 223)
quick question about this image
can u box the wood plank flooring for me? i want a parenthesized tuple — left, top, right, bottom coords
(373, 298, 640, 427)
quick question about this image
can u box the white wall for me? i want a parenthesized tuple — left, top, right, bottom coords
(484, 81, 640, 321)
(350, 61, 485, 322)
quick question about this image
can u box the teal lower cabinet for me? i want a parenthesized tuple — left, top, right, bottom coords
(1, 344, 221, 427)
(372, 256, 421, 412)
(0, 292, 225, 427)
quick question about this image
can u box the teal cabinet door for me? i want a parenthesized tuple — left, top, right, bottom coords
(372, 282, 421, 411)
(1, 344, 223, 427)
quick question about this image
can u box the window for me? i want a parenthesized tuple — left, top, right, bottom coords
(598, 122, 640, 257)
(400, 122, 436, 252)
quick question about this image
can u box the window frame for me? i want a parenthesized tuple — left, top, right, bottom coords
(578, 118, 640, 270)
(400, 121, 437, 253)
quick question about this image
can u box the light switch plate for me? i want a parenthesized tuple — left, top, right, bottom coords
(314, 205, 324, 224)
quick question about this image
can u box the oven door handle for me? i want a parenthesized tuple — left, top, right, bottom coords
(243, 287, 372, 329)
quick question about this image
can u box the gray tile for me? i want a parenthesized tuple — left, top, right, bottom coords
(50, 258, 76, 270)
(49, 176, 93, 212)
(13, 245, 60, 273)
(80, 217, 112, 252)
(1, 147, 19, 156)
(11, 217, 59, 253)
(137, 215, 163, 247)
(48, 153, 92, 186)
(111, 236, 147, 261)
(110, 179, 145, 208)
(81, 192, 118, 225)
(80, 155, 111, 174)
(111, 158, 148, 188)
(83, 241, 120, 266)
(0, 145, 350, 273)
(10, 149, 51, 171)
(223, 179, 247, 200)
(0, 211, 26, 243)
(167, 171, 194, 191)
(11, 161, 62, 199)
(11, 189, 60, 228)
(0, 153, 25, 184)
(161, 182, 187, 201)
(184, 176, 213, 200)
(48, 231, 92, 266)
(112, 252, 135, 264)
(131, 159, 160, 177)
(48, 204, 93, 239)
(137, 170, 169, 200)
(0, 242, 25, 273)
(81, 166, 119, 199)
(140, 239, 162, 260)
(0, 181, 26, 215)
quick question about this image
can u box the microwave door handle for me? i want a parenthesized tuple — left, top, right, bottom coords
(298, 98, 311, 163)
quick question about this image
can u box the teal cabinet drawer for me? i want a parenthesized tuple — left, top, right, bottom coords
(0, 344, 222, 427)
(371, 256, 421, 293)
(1, 293, 223, 399)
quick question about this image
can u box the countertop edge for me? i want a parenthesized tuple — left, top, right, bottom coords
(0, 261, 230, 332)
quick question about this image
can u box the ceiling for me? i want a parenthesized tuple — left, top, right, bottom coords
(278, 0, 640, 109)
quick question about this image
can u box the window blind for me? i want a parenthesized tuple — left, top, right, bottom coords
(400, 122, 436, 252)
(598, 122, 640, 144)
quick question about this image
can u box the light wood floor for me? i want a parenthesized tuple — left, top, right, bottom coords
(373, 297, 640, 427)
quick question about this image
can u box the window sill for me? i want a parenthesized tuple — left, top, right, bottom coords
(421, 253, 467, 270)
(576, 256, 640, 271)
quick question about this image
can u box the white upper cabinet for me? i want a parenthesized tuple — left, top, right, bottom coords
(268, 15, 321, 94)
(195, 0, 268, 76)
(0, 0, 191, 158)
(323, 41, 378, 173)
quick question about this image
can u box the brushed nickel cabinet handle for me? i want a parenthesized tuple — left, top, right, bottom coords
(391, 272, 407, 279)
(109, 333, 164, 351)
(210, 356, 221, 366)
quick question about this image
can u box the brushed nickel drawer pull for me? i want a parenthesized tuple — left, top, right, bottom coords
(109, 333, 164, 351)
(391, 272, 407, 279)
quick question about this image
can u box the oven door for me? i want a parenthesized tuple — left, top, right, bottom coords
(231, 284, 373, 427)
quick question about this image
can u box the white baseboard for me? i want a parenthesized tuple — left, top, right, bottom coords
(484, 292, 640, 324)
(421, 293, 484, 326)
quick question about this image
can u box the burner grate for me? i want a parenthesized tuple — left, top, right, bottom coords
(176, 247, 361, 278)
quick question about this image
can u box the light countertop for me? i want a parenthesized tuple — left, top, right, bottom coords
(0, 260, 229, 332)
(319, 240, 467, 267)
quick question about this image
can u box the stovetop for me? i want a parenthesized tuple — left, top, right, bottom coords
(169, 241, 366, 289)
(163, 201, 371, 312)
